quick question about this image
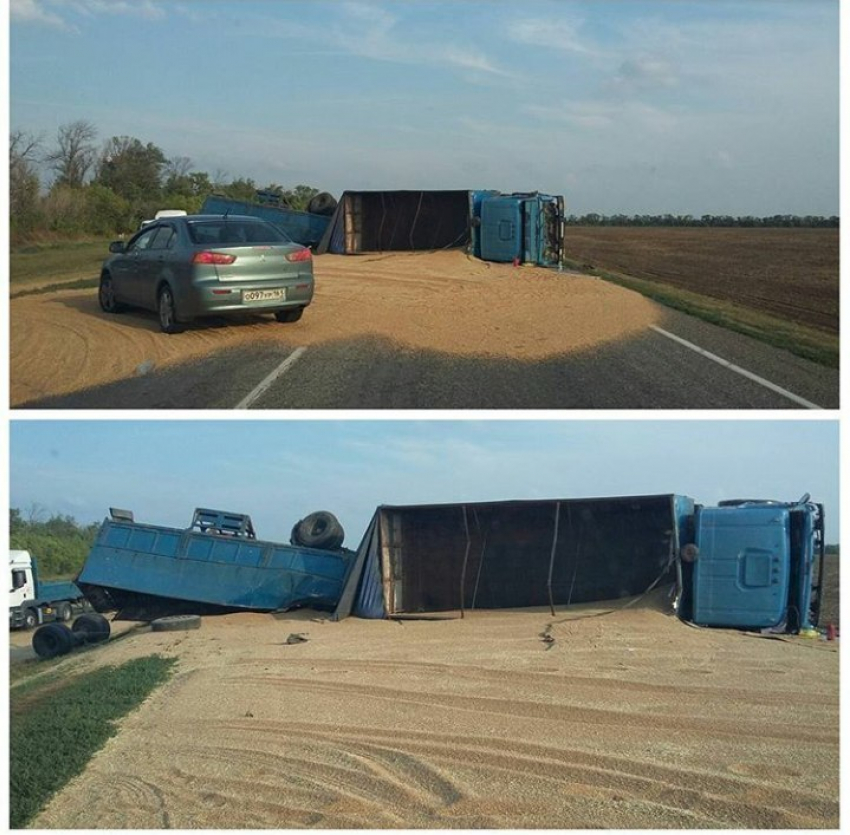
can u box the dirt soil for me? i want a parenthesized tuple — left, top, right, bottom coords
(9, 251, 658, 406)
(563, 227, 839, 333)
(26, 595, 838, 829)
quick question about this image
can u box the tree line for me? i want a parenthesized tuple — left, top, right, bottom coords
(9, 508, 101, 578)
(565, 213, 839, 228)
(10, 119, 322, 244)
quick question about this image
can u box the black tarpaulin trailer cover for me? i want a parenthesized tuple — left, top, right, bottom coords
(316, 190, 473, 254)
(334, 495, 690, 619)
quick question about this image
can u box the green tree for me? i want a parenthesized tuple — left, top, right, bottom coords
(9, 508, 100, 578)
(95, 136, 167, 203)
(219, 177, 258, 202)
(82, 183, 133, 235)
(282, 184, 320, 211)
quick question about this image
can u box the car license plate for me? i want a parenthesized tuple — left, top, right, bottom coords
(243, 288, 286, 303)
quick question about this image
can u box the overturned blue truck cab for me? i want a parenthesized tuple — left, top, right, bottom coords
(75, 495, 826, 634)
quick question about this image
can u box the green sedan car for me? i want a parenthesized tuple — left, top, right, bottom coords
(99, 214, 314, 333)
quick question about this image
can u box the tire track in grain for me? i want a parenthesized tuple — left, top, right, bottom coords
(208, 719, 835, 828)
(223, 655, 836, 708)
(234, 675, 836, 745)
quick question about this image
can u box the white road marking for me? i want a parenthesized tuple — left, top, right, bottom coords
(234, 347, 307, 409)
(650, 325, 822, 410)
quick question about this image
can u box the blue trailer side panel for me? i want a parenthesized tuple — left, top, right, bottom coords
(79, 519, 351, 612)
(351, 519, 385, 618)
(693, 506, 792, 628)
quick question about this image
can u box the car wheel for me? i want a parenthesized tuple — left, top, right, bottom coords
(22, 608, 38, 630)
(56, 602, 73, 622)
(274, 308, 303, 324)
(158, 286, 182, 334)
(99, 273, 123, 313)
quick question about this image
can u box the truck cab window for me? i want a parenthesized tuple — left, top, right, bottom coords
(12, 570, 27, 590)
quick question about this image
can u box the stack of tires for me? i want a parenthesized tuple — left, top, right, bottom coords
(32, 613, 111, 660)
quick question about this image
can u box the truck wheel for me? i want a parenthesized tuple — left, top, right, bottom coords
(290, 511, 345, 550)
(274, 308, 303, 323)
(22, 608, 38, 630)
(56, 602, 73, 622)
(72, 613, 111, 644)
(307, 192, 337, 216)
(33, 623, 74, 660)
(151, 614, 202, 632)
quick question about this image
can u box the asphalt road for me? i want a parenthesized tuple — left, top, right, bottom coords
(18, 308, 838, 410)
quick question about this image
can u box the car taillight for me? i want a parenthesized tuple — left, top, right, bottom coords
(285, 248, 312, 262)
(192, 251, 237, 265)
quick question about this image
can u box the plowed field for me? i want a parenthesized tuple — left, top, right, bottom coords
(26, 595, 839, 829)
(563, 227, 838, 333)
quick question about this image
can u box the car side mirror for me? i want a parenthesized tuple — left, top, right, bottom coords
(109, 241, 126, 254)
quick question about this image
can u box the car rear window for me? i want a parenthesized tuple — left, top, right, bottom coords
(187, 220, 292, 246)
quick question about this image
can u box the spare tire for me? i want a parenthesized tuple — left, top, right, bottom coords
(151, 614, 202, 632)
(290, 511, 345, 550)
(72, 613, 111, 644)
(306, 192, 337, 216)
(33, 623, 75, 659)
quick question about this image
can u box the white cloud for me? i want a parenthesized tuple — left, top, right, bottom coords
(525, 99, 678, 135)
(510, 16, 602, 58)
(10, 0, 70, 29)
(11, 0, 168, 27)
(65, 0, 166, 19)
(233, 2, 513, 81)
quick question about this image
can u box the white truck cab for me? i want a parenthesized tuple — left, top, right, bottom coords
(10, 550, 35, 611)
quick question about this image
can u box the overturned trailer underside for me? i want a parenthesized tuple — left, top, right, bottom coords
(335, 495, 694, 619)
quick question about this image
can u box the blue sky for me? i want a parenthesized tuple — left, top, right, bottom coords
(8, 0, 839, 215)
(9, 420, 840, 542)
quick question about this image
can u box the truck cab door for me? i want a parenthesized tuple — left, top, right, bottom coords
(692, 505, 791, 628)
(10, 567, 34, 608)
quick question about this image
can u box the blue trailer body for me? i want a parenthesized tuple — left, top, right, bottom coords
(78, 509, 354, 619)
(337, 494, 691, 620)
(200, 196, 331, 248)
(692, 499, 823, 630)
(39, 578, 83, 604)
